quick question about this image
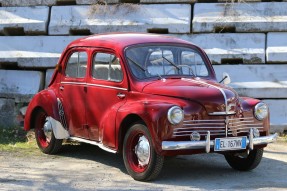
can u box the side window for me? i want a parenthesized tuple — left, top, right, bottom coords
(65, 52, 88, 78)
(93, 52, 123, 82)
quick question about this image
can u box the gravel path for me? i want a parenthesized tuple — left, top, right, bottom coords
(0, 141, 286, 191)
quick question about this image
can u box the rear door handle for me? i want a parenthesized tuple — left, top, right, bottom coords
(117, 93, 126, 99)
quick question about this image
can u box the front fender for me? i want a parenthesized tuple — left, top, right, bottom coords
(24, 89, 60, 131)
(116, 100, 177, 154)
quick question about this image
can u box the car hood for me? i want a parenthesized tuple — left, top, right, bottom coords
(142, 78, 239, 114)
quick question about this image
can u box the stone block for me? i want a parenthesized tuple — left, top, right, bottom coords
(263, 100, 287, 133)
(266, 32, 287, 63)
(213, 65, 287, 99)
(193, 2, 287, 33)
(0, 36, 80, 69)
(172, 33, 265, 64)
(0, 70, 44, 102)
(0, 6, 49, 35)
(49, 4, 191, 35)
(45, 69, 55, 88)
(0, 98, 15, 127)
(76, 0, 119, 4)
(0, 0, 56, 6)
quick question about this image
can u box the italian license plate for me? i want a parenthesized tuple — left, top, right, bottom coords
(214, 137, 247, 151)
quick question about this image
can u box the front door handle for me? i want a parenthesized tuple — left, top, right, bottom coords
(60, 86, 64, 91)
(117, 92, 126, 99)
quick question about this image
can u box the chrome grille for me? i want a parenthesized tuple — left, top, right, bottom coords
(173, 117, 263, 138)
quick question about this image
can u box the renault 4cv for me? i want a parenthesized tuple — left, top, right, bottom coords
(24, 33, 278, 181)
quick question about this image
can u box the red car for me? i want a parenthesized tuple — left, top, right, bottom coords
(24, 33, 277, 181)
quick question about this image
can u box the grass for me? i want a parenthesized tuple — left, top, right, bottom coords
(0, 126, 38, 153)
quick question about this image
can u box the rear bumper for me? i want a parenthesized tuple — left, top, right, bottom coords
(162, 130, 278, 153)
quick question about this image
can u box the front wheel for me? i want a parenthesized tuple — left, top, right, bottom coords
(224, 148, 263, 171)
(34, 109, 63, 154)
(123, 123, 164, 181)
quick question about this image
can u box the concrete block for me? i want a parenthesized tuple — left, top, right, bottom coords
(49, 4, 191, 35)
(172, 33, 265, 64)
(0, 0, 56, 6)
(140, 0, 195, 3)
(0, 70, 44, 102)
(0, 98, 16, 127)
(76, 0, 119, 4)
(213, 65, 287, 99)
(0, 6, 49, 35)
(193, 2, 287, 33)
(0, 36, 80, 69)
(267, 32, 287, 63)
(45, 69, 55, 88)
(263, 100, 287, 133)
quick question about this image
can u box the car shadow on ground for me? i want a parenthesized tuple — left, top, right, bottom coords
(56, 143, 287, 190)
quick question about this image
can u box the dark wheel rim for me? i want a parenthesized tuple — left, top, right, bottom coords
(35, 111, 52, 148)
(126, 131, 151, 173)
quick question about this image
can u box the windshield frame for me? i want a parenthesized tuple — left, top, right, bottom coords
(124, 43, 213, 81)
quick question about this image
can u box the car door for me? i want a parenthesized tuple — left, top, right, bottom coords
(59, 49, 89, 138)
(86, 49, 128, 148)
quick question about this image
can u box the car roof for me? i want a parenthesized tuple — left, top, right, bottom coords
(66, 33, 194, 50)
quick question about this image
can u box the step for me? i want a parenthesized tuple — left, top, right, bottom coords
(172, 33, 265, 64)
(49, 4, 191, 35)
(213, 65, 287, 99)
(0, 36, 80, 69)
(193, 2, 287, 33)
(0, 6, 49, 35)
(76, 0, 119, 4)
(267, 32, 287, 63)
(45, 69, 55, 88)
(0, 70, 44, 102)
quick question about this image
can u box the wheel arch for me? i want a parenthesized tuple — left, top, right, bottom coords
(118, 114, 145, 152)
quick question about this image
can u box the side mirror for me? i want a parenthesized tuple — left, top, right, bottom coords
(219, 72, 231, 85)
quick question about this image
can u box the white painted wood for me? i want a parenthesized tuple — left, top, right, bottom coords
(49, 4, 191, 35)
(172, 33, 265, 64)
(0, 6, 49, 35)
(213, 65, 287, 99)
(267, 32, 287, 63)
(193, 2, 287, 33)
(0, 70, 44, 100)
(0, 36, 80, 68)
(263, 100, 287, 133)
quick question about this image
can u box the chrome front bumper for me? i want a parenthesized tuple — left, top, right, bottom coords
(162, 130, 278, 153)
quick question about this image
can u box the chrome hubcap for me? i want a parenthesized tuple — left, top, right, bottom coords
(135, 135, 150, 166)
(43, 117, 52, 141)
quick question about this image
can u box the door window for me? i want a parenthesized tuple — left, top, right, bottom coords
(65, 52, 88, 78)
(93, 52, 123, 82)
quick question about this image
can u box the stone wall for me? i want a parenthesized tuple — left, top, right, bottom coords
(0, 0, 286, 132)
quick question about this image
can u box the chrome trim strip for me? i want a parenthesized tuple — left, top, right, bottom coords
(162, 133, 278, 151)
(69, 137, 117, 154)
(183, 119, 225, 122)
(86, 83, 128, 91)
(209, 111, 236, 115)
(60, 81, 128, 91)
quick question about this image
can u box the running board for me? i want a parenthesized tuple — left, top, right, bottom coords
(69, 137, 117, 154)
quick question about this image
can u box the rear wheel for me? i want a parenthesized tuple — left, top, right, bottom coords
(123, 123, 164, 181)
(34, 109, 63, 154)
(224, 148, 263, 171)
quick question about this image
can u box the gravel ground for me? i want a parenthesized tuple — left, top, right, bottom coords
(0, 141, 286, 191)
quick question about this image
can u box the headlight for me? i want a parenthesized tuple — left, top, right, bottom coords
(167, 106, 184, 125)
(254, 102, 268, 120)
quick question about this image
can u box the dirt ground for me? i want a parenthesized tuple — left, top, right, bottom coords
(0, 141, 286, 191)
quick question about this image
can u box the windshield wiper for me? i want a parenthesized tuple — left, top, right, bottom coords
(162, 56, 180, 71)
(126, 56, 146, 72)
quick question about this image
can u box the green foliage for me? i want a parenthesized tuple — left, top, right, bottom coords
(0, 126, 37, 152)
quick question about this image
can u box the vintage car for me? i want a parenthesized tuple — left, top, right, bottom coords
(24, 33, 277, 181)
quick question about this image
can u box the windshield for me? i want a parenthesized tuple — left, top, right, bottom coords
(125, 45, 209, 80)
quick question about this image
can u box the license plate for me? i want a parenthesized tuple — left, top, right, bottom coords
(214, 137, 247, 151)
